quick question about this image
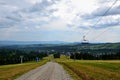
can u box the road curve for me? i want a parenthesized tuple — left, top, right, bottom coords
(15, 62, 73, 80)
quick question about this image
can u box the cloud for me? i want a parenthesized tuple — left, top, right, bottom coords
(24, 0, 54, 13)
(1, 0, 119, 30)
(0, 0, 58, 28)
(0, 0, 120, 42)
(0, 11, 23, 28)
(92, 5, 120, 17)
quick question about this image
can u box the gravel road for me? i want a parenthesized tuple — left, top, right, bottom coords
(15, 62, 73, 80)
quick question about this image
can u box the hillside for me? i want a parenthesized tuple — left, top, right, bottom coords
(0, 41, 69, 46)
(1, 42, 120, 52)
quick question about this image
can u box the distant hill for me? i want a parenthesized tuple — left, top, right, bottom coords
(84, 43, 120, 49)
(72, 43, 120, 49)
(0, 41, 120, 51)
(0, 41, 70, 46)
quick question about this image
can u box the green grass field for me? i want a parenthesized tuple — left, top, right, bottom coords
(56, 56, 120, 80)
(0, 55, 119, 80)
(0, 59, 48, 80)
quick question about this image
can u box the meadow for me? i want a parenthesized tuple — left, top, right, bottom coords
(0, 55, 119, 80)
(56, 56, 120, 80)
(0, 59, 48, 80)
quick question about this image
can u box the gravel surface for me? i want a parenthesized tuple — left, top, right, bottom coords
(15, 62, 73, 80)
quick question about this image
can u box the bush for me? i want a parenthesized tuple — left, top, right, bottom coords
(53, 53, 60, 58)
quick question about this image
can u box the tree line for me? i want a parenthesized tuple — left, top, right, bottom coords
(0, 49, 48, 65)
(70, 52, 120, 60)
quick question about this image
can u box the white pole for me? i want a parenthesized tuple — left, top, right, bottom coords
(20, 56, 23, 64)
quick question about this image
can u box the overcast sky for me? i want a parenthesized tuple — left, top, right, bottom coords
(0, 0, 120, 42)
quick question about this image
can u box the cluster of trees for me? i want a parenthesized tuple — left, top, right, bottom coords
(70, 52, 120, 60)
(53, 53, 60, 58)
(0, 49, 48, 65)
(99, 52, 120, 60)
(70, 52, 96, 60)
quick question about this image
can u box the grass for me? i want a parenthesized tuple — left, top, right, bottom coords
(55, 56, 82, 80)
(61, 63, 83, 80)
(1, 55, 119, 80)
(0, 59, 48, 80)
(55, 55, 120, 80)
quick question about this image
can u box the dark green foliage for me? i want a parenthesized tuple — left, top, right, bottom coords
(99, 52, 120, 60)
(0, 49, 48, 65)
(70, 52, 120, 60)
(70, 52, 96, 60)
(53, 53, 60, 58)
(0, 43, 119, 65)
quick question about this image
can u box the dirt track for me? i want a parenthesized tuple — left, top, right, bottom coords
(15, 62, 73, 80)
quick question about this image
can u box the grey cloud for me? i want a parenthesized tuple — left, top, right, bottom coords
(98, 0, 115, 4)
(0, 19, 18, 28)
(0, 11, 24, 28)
(79, 26, 90, 30)
(0, 0, 32, 9)
(81, 2, 120, 20)
(23, 0, 57, 16)
(92, 5, 120, 17)
(0, 0, 59, 28)
(78, 2, 120, 30)
(91, 19, 120, 29)
(5, 13, 22, 22)
(81, 7, 120, 21)
(0, 2, 6, 5)
(20, 0, 59, 22)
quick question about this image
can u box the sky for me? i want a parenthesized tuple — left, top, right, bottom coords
(0, 0, 120, 43)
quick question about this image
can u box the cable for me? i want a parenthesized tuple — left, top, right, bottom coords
(92, 0, 119, 29)
(81, 0, 119, 41)
(90, 27, 112, 41)
(90, 0, 119, 42)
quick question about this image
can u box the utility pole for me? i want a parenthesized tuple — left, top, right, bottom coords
(73, 52, 76, 61)
(20, 56, 23, 64)
(47, 50, 50, 61)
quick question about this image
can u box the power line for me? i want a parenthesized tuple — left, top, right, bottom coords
(92, 0, 119, 30)
(90, 27, 112, 41)
(82, 0, 119, 41)
(90, 0, 119, 42)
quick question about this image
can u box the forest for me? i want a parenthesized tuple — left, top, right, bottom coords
(0, 49, 48, 65)
(0, 43, 120, 65)
(70, 52, 120, 60)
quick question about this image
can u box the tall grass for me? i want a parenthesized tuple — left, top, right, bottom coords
(56, 56, 120, 80)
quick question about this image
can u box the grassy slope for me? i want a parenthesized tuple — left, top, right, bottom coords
(56, 56, 120, 80)
(55, 56, 82, 80)
(0, 59, 48, 80)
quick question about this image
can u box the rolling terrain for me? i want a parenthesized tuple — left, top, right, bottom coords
(0, 55, 119, 80)
(56, 56, 120, 80)
(0, 42, 120, 80)
(0, 59, 47, 80)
